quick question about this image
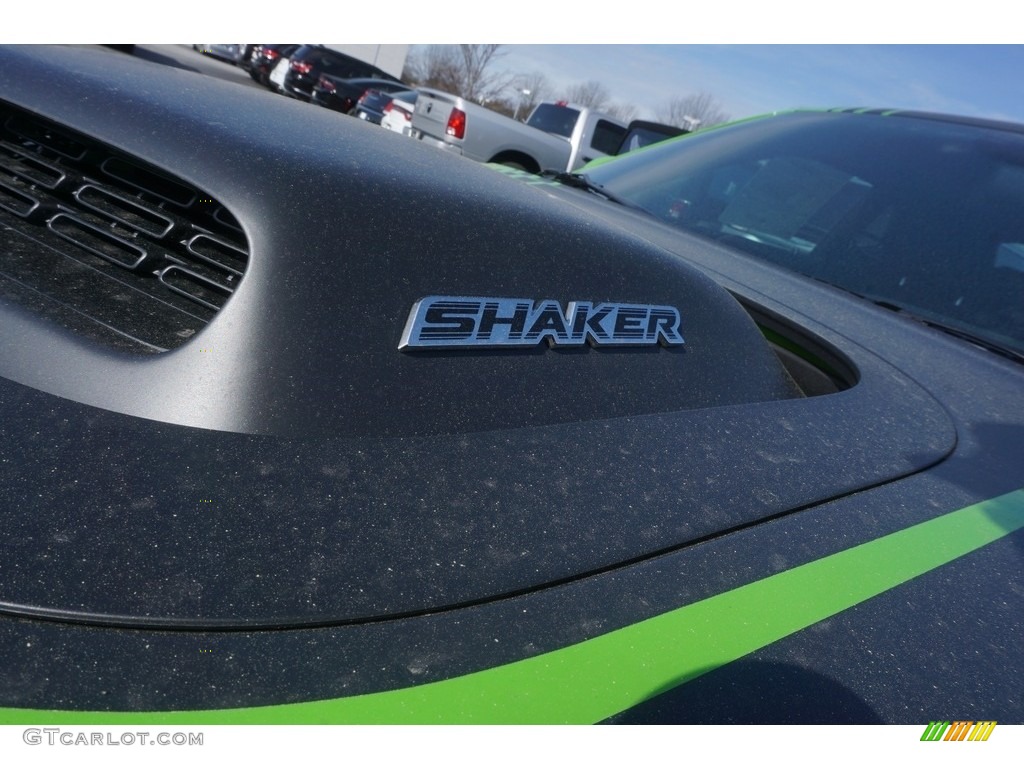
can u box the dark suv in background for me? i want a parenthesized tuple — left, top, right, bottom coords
(283, 45, 399, 101)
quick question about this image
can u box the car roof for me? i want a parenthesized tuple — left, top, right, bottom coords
(818, 106, 1024, 135)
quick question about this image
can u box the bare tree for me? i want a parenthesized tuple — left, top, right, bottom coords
(564, 80, 610, 110)
(605, 102, 639, 123)
(483, 97, 517, 119)
(458, 44, 513, 104)
(658, 92, 730, 130)
(402, 44, 512, 106)
(560, 82, 636, 122)
(401, 45, 462, 94)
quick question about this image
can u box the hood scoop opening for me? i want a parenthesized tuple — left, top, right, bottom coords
(0, 101, 249, 353)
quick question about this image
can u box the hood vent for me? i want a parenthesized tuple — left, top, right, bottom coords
(0, 102, 249, 352)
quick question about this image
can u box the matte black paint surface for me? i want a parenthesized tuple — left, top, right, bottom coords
(0, 356, 951, 625)
(0, 47, 1022, 722)
(0, 46, 796, 439)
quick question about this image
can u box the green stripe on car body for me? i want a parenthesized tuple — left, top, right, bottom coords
(2, 488, 1023, 725)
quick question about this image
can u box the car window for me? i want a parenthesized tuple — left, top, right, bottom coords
(527, 104, 581, 138)
(620, 126, 676, 152)
(586, 111, 1024, 356)
(590, 119, 627, 155)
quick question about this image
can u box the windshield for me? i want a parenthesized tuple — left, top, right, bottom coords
(527, 104, 581, 138)
(585, 110, 1024, 357)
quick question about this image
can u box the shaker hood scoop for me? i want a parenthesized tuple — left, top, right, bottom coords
(0, 47, 954, 628)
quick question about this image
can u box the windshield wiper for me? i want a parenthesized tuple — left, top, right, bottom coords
(912, 318, 1024, 364)
(540, 171, 650, 213)
(805, 279, 1024, 364)
(868, 296, 1024, 364)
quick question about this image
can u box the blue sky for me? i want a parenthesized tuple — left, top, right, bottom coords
(14, 3, 1022, 125)
(494, 45, 1024, 124)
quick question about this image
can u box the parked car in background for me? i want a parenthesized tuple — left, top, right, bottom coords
(614, 119, 688, 155)
(411, 93, 627, 173)
(350, 85, 415, 124)
(311, 77, 407, 118)
(248, 44, 300, 86)
(283, 44, 399, 102)
(268, 55, 291, 93)
(238, 45, 257, 72)
(380, 89, 419, 135)
(193, 44, 249, 66)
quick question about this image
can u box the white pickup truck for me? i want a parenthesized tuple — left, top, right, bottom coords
(410, 90, 628, 173)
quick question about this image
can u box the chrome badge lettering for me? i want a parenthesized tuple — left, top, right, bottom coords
(399, 296, 684, 350)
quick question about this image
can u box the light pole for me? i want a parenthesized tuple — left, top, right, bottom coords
(513, 89, 531, 121)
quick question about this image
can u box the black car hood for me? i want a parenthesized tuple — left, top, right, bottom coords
(0, 46, 954, 628)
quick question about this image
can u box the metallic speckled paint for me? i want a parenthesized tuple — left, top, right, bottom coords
(2, 489, 1021, 724)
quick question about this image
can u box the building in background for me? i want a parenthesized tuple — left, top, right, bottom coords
(323, 45, 409, 79)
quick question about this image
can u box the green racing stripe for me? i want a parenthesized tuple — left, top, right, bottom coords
(2, 488, 1023, 724)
